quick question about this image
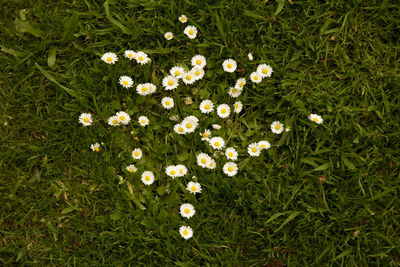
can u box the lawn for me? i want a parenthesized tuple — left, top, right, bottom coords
(1, 0, 399, 265)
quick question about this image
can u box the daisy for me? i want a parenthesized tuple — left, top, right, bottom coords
(126, 164, 137, 173)
(138, 116, 149, 126)
(217, 104, 231, 119)
(79, 113, 92, 126)
(164, 32, 173, 40)
(208, 159, 216, 169)
(309, 114, 323, 124)
(271, 121, 284, 134)
(132, 148, 143, 160)
(124, 50, 136, 60)
(176, 164, 188, 177)
(222, 59, 237, 73)
(248, 142, 261, 157)
(170, 66, 185, 78)
(182, 116, 198, 133)
(101, 52, 118, 64)
(257, 64, 273, 78)
(225, 147, 238, 161)
(90, 143, 100, 152)
(166, 165, 179, 178)
(119, 76, 133, 88)
(174, 123, 186, 135)
(233, 101, 243, 113)
(187, 181, 202, 194)
(199, 99, 214, 114)
(179, 225, 193, 240)
(228, 87, 242, 98)
(212, 124, 221, 130)
(196, 152, 211, 168)
(148, 83, 157, 94)
(162, 76, 179, 90)
(184, 25, 197, 39)
(250, 72, 262, 83)
(161, 97, 174, 110)
(179, 15, 188, 23)
(209, 136, 225, 150)
(184, 96, 193, 105)
(235, 78, 246, 89)
(141, 171, 154, 185)
(191, 55, 206, 69)
(200, 129, 211, 141)
(116, 111, 130, 125)
(192, 67, 205, 81)
(136, 83, 150, 96)
(248, 53, 254, 61)
(108, 115, 120, 126)
(135, 51, 150, 65)
(180, 203, 195, 219)
(223, 162, 238, 177)
(258, 140, 271, 150)
(182, 71, 196, 85)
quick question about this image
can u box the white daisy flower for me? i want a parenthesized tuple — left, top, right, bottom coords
(187, 181, 201, 194)
(179, 15, 188, 23)
(191, 55, 206, 69)
(136, 83, 150, 96)
(309, 114, 323, 124)
(182, 116, 198, 133)
(126, 164, 137, 173)
(116, 111, 130, 125)
(179, 225, 193, 240)
(208, 159, 216, 169)
(119, 76, 133, 88)
(209, 136, 225, 150)
(138, 116, 149, 126)
(248, 142, 261, 157)
(176, 164, 188, 177)
(250, 72, 262, 83)
(271, 121, 284, 134)
(180, 203, 195, 219)
(79, 113, 92, 126)
(258, 140, 271, 150)
(132, 148, 143, 160)
(174, 124, 186, 135)
(185, 115, 199, 124)
(199, 99, 214, 114)
(164, 32, 173, 40)
(228, 87, 242, 98)
(141, 171, 154, 185)
(184, 25, 197, 39)
(225, 147, 238, 161)
(135, 51, 150, 65)
(192, 67, 205, 81)
(235, 78, 246, 89)
(223, 162, 238, 177)
(200, 129, 211, 141)
(166, 165, 179, 178)
(212, 124, 221, 130)
(170, 66, 185, 78)
(248, 53, 254, 61)
(257, 64, 273, 78)
(101, 52, 118, 64)
(148, 83, 157, 94)
(182, 71, 196, 85)
(233, 101, 243, 113)
(107, 115, 120, 126)
(196, 152, 212, 168)
(124, 50, 136, 60)
(222, 59, 237, 73)
(217, 104, 231, 119)
(90, 143, 100, 152)
(161, 97, 174, 110)
(184, 96, 193, 105)
(162, 76, 179, 90)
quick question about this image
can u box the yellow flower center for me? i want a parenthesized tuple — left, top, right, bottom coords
(262, 68, 268, 74)
(227, 63, 232, 68)
(261, 144, 266, 148)
(94, 147, 100, 152)
(138, 56, 144, 61)
(239, 82, 244, 87)
(184, 208, 190, 214)
(129, 168, 134, 173)
(210, 162, 214, 167)
(123, 80, 128, 85)
(196, 59, 201, 65)
(186, 75, 191, 80)
(195, 71, 200, 76)
(113, 119, 118, 124)
(170, 170, 176, 175)
(141, 120, 146, 124)
(107, 57, 112, 62)
(232, 89, 237, 93)
(228, 166, 233, 172)
(178, 127, 184, 132)
(204, 104, 210, 109)
(254, 76, 258, 80)
(202, 133, 208, 138)
(188, 29, 194, 35)
(228, 152, 233, 157)
(252, 147, 257, 152)
(183, 230, 188, 235)
(186, 123, 192, 129)
(235, 104, 239, 109)
(313, 118, 319, 122)
(145, 176, 150, 181)
(165, 100, 170, 105)
(128, 54, 132, 57)
(201, 158, 207, 164)
(142, 87, 147, 92)
(134, 151, 139, 157)
(120, 116, 125, 121)
(275, 124, 281, 130)
(179, 169, 183, 174)
(221, 109, 226, 114)
(215, 142, 220, 147)
(175, 71, 180, 76)
(191, 186, 197, 191)
(168, 80, 174, 86)
(83, 117, 89, 122)
(167, 34, 171, 38)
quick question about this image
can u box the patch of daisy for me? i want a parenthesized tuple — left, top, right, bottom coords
(79, 113, 92, 126)
(271, 121, 284, 134)
(174, 123, 186, 135)
(248, 142, 261, 157)
(170, 66, 185, 78)
(132, 148, 143, 160)
(228, 87, 242, 98)
(141, 171, 154, 185)
(161, 97, 174, 110)
(225, 147, 238, 161)
(101, 52, 118, 64)
(181, 116, 199, 133)
(233, 101, 243, 113)
(223, 162, 238, 177)
(90, 143, 100, 152)
(309, 114, 323, 124)
(176, 165, 188, 177)
(196, 152, 212, 168)
(191, 55, 206, 69)
(126, 164, 137, 173)
(116, 111, 131, 125)
(250, 72, 262, 83)
(184, 96, 193, 105)
(184, 25, 197, 39)
(166, 165, 180, 179)
(179, 225, 193, 240)
(164, 32, 173, 40)
(257, 64, 273, 78)
(135, 51, 150, 65)
(235, 78, 246, 89)
(192, 67, 205, 81)
(217, 104, 231, 119)
(186, 181, 202, 194)
(108, 115, 120, 126)
(258, 140, 271, 150)
(124, 50, 136, 60)
(222, 59, 237, 73)
(162, 75, 179, 90)
(179, 15, 188, 23)
(119, 76, 133, 88)
(199, 99, 214, 114)
(180, 203, 195, 219)
(136, 83, 155, 96)
(182, 71, 196, 85)
(209, 136, 225, 150)
(200, 129, 211, 141)
(138, 116, 149, 126)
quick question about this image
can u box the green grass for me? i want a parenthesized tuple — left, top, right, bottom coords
(1, 0, 400, 265)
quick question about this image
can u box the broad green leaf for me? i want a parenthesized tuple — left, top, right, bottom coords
(15, 18, 42, 37)
(62, 12, 79, 42)
(47, 49, 56, 67)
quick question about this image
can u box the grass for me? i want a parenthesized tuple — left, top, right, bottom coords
(1, 0, 399, 265)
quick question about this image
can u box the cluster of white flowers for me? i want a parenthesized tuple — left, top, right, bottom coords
(136, 83, 156, 96)
(174, 115, 199, 135)
(107, 111, 131, 126)
(121, 50, 151, 65)
(250, 63, 273, 83)
(196, 152, 216, 169)
(247, 140, 271, 157)
(165, 164, 188, 178)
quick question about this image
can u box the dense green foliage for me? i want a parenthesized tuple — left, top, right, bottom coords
(1, 0, 399, 265)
